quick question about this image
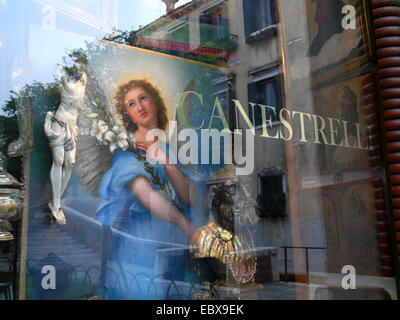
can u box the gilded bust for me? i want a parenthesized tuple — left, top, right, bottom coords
(189, 165, 259, 287)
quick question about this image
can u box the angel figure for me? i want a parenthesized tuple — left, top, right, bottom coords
(89, 79, 198, 299)
(96, 79, 196, 235)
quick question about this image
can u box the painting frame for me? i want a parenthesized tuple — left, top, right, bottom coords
(292, 71, 376, 178)
(281, 0, 374, 90)
(298, 178, 382, 277)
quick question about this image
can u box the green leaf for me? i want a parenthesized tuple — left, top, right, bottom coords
(85, 113, 99, 119)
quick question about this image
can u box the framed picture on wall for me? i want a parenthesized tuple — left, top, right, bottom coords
(283, 0, 373, 87)
(298, 178, 381, 277)
(293, 72, 376, 176)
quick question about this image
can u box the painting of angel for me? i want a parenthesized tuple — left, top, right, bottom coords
(70, 41, 227, 299)
(96, 79, 196, 238)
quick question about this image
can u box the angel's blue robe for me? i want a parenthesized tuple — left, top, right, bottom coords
(95, 144, 198, 299)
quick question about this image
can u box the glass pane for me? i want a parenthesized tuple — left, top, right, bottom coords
(0, 0, 397, 302)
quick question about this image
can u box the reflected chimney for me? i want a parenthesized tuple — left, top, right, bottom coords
(162, 0, 179, 13)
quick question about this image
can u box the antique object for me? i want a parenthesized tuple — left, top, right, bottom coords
(190, 220, 257, 286)
(44, 51, 88, 225)
(189, 165, 260, 290)
(0, 152, 23, 241)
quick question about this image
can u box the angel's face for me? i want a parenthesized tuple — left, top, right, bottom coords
(124, 87, 158, 130)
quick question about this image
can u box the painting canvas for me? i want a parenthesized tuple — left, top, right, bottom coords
(23, 40, 229, 299)
(298, 179, 381, 277)
(287, 0, 372, 83)
(295, 73, 372, 175)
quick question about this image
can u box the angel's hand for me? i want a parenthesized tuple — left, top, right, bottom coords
(136, 139, 168, 164)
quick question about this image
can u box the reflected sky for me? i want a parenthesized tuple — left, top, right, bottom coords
(0, 0, 191, 111)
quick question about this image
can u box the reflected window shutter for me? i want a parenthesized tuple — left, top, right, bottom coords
(248, 82, 257, 126)
(271, 0, 278, 25)
(223, 16, 228, 38)
(243, 0, 253, 35)
(200, 14, 206, 43)
(275, 75, 283, 110)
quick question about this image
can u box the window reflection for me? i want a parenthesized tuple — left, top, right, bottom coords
(0, 0, 398, 301)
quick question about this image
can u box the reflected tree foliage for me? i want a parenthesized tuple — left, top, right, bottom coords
(0, 82, 60, 181)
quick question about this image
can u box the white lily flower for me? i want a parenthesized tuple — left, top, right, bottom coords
(112, 125, 120, 134)
(90, 120, 108, 143)
(103, 130, 116, 143)
(107, 128, 129, 153)
(116, 131, 129, 151)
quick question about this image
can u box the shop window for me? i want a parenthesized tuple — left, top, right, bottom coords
(248, 71, 282, 128)
(257, 168, 286, 217)
(243, 0, 278, 40)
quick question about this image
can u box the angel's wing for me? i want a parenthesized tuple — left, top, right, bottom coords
(174, 71, 230, 181)
(75, 66, 114, 196)
(172, 79, 200, 177)
(175, 79, 198, 152)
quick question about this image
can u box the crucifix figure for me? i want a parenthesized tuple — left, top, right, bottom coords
(44, 52, 88, 225)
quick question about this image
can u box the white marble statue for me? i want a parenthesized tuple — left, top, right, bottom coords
(44, 54, 87, 225)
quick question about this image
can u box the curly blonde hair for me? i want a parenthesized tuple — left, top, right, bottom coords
(115, 79, 169, 132)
